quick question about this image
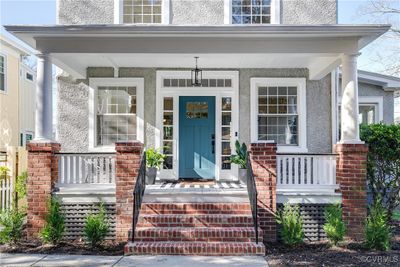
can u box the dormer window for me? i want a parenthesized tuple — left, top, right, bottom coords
(232, 0, 271, 24)
(123, 0, 162, 23)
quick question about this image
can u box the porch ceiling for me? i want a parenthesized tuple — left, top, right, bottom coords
(5, 24, 390, 80)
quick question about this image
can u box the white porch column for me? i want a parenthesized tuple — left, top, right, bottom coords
(34, 53, 53, 141)
(340, 53, 362, 144)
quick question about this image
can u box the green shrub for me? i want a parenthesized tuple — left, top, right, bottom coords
(146, 148, 166, 169)
(365, 197, 391, 250)
(84, 203, 109, 248)
(40, 198, 65, 245)
(15, 171, 27, 200)
(323, 204, 346, 246)
(360, 123, 400, 222)
(230, 140, 248, 169)
(277, 203, 304, 246)
(0, 208, 25, 244)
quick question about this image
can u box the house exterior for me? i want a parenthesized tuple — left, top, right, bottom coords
(0, 35, 36, 152)
(5, 0, 394, 255)
(338, 70, 400, 129)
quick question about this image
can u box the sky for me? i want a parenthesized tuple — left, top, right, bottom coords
(0, 0, 398, 76)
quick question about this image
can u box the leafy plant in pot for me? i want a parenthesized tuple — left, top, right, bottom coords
(230, 140, 248, 185)
(145, 148, 166, 184)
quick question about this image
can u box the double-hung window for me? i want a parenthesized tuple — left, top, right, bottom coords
(122, 0, 163, 23)
(232, 0, 272, 24)
(0, 55, 5, 92)
(89, 78, 144, 150)
(251, 78, 307, 153)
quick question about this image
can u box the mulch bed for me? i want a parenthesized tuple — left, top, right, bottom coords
(266, 223, 400, 267)
(0, 241, 124, 256)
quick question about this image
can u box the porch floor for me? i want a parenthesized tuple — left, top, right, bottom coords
(144, 181, 248, 203)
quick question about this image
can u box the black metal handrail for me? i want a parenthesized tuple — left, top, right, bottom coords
(131, 151, 146, 242)
(246, 152, 259, 244)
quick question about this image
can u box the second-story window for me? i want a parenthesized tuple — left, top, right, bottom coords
(123, 0, 162, 24)
(232, 0, 271, 24)
(0, 55, 5, 92)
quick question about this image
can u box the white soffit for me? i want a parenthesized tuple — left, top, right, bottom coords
(52, 53, 340, 79)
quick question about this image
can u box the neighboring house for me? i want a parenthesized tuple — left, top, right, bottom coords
(0, 34, 36, 152)
(5, 0, 393, 255)
(336, 70, 400, 142)
(394, 90, 400, 124)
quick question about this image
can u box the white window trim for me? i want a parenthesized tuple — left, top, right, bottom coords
(88, 78, 144, 152)
(250, 77, 307, 153)
(114, 0, 170, 24)
(156, 71, 239, 182)
(224, 0, 281, 24)
(0, 53, 7, 94)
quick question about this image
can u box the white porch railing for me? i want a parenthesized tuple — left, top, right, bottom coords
(276, 154, 338, 192)
(57, 153, 116, 185)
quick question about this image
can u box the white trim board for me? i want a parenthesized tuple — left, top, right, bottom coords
(156, 70, 239, 181)
(250, 77, 308, 153)
(337, 95, 384, 123)
(88, 78, 144, 152)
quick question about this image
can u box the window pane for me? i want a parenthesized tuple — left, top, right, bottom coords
(232, 0, 270, 24)
(257, 85, 298, 145)
(123, 0, 162, 24)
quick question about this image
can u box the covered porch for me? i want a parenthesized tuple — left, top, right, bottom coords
(6, 24, 389, 243)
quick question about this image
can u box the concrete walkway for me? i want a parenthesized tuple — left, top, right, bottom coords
(0, 254, 268, 267)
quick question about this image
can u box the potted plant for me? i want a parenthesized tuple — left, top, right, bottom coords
(145, 148, 166, 184)
(230, 140, 248, 184)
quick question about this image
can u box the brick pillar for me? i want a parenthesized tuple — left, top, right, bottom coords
(249, 143, 277, 242)
(115, 141, 144, 242)
(26, 142, 60, 239)
(335, 143, 368, 241)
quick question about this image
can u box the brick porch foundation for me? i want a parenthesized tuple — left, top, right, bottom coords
(26, 142, 60, 239)
(115, 141, 144, 242)
(335, 143, 368, 241)
(249, 143, 277, 242)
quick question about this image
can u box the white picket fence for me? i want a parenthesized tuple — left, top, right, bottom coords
(0, 177, 13, 211)
(276, 154, 338, 192)
(57, 153, 116, 185)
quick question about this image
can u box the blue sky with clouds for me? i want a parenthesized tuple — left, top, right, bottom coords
(0, 0, 397, 75)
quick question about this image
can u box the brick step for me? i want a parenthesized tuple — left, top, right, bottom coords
(136, 214, 255, 228)
(141, 203, 252, 215)
(125, 241, 265, 256)
(133, 227, 263, 243)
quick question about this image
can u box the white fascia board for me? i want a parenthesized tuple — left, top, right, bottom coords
(4, 24, 390, 53)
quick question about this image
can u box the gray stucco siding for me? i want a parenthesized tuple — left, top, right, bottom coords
(170, 0, 224, 25)
(57, 0, 114, 25)
(281, 0, 337, 24)
(57, 67, 333, 154)
(57, 0, 337, 25)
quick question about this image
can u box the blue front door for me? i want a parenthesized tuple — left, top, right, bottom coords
(179, 96, 216, 179)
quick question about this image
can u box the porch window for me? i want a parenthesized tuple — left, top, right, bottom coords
(221, 97, 232, 170)
(258, 86, 298, 145)
(123, 0, 162, 23)
(0, 55, 5, 92)
(96, 86, 137, 146)
(232, 0, 271, 24)
(163, 97, 173, 169)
